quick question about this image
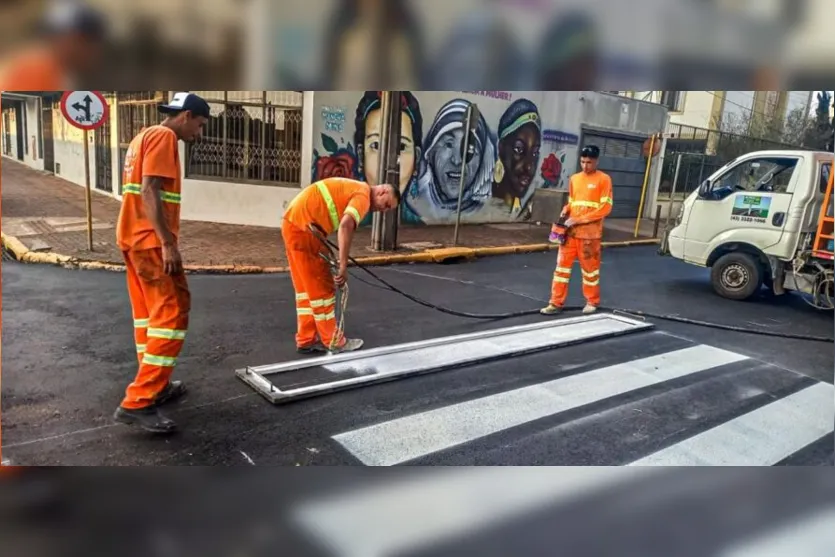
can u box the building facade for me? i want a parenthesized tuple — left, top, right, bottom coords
(2, 90, 667, 227)
(619, 91, 814, 133)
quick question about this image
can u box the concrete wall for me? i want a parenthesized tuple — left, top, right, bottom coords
(310, 90, 589, 225)
(51, 108, 95, 188)
(580, 92, 667, 136)
(669, 92, 716, 129)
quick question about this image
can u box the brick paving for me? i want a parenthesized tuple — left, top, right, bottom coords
(1, 159, 656, 269)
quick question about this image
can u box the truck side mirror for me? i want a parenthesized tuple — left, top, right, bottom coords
(697, 180, 711, 198)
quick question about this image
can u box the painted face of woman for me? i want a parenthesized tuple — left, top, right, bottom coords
(362, 110, 417, 193)
(431, 128, 481, 199)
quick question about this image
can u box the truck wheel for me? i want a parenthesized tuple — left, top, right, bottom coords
(711, 252, 762, 300)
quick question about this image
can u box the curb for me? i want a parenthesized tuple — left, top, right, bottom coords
(2, 231, 659, 274)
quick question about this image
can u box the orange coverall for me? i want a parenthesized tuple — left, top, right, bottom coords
(282, 178, 371, 349)
(550, 170, 613, 307)
(115, 125, 189, 410)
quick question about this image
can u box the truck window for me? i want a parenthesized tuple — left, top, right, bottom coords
(821, 163, 832, 193)
(712, 157, 798, 198)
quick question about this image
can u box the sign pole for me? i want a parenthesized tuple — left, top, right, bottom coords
(59, 90, 110, 253)
(83, 129, 93, 251)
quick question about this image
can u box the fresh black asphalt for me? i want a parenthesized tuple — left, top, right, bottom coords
(2, 246, 832, 465)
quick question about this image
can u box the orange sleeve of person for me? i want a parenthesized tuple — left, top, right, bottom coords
(345, 190, 371, 225)
(141, 128, 180, 179)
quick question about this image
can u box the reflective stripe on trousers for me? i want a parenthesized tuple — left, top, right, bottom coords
(549, 237, 601, 307)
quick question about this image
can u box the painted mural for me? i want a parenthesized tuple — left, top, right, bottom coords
(311, 91, 579, 225)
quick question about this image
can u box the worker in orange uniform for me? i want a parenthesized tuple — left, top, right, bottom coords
(112, 92, 210, 434)
(282, 177, 400, 354)
(541, 145, 613, 315)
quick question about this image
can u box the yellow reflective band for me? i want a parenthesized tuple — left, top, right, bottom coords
(142, 353, 178, 367)
(134, 318, 150, 328)
(295, 292, 309, 301)
(160, 191, 181, 204)
(297, 308, 314, 316)
(600, 196, 613, 205)
(346, 206, 362, 224)
(136, 344, 147, 353)
(122, 184, 181, 204)
(314, 311, 336, 321)
(568, 196, 574, 203)
(552, 277, 570, 284)
(315, 181, 340, 231)
(582, 269, 600, 278)
(310, 297, 336, 308)
(555, 266, 572, 274)
(583, 279, 600, 287)
(147, 327, 187, 340)
(571, 200, 600, 209)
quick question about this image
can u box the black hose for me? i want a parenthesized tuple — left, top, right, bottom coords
(320, 235, 834, 343)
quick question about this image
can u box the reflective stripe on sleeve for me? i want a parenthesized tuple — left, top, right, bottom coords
(315, 181, 341, 231)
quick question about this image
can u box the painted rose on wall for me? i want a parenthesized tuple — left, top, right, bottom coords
(312, 133, 359, 180)
(540, 152, 565, 188)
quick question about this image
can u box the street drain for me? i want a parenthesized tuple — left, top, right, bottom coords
(2, 246, 17, 261)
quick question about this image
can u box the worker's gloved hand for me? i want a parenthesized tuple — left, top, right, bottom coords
(334, 261, 348, 287)
(564, 218, 576, 228)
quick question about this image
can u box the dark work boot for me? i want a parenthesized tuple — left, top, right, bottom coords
(113, 406, 177, 434)
(152, 380, 187, 406)
(297, 343, 327, 355)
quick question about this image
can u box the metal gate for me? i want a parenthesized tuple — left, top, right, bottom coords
(13, 102, 24, 160)
(2, 109, 11, 156)
(579, 129, 649, 219)
(41, 99, 55, 173)
(116, 92, 165, 195)
(94, 102, 113, 192)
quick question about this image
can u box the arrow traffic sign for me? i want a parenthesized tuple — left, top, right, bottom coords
(59, 90, 109, 131)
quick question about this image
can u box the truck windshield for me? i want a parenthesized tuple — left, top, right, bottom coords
(711, 157, 798, 199)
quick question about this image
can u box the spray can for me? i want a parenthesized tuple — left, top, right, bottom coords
(549, 219, 568, 245)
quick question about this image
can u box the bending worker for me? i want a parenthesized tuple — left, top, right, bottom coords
(113, 92, 210, 434)
(282, 177, 400, 354)
(541, 144, 613, 316)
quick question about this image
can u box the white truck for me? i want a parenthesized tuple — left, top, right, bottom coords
(660, 149, 834, 309)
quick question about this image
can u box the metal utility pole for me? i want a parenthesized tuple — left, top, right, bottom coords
(370, 91, 402, 251)
(453, 103, 480, 246)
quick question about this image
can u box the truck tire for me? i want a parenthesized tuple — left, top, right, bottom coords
(711, 252, 763, 301)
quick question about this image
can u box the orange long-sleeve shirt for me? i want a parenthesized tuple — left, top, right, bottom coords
(562, 170, 613, 239)
(116, 126, 183, 251)
(284, 178, 371, 234)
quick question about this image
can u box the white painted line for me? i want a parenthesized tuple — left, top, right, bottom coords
(628, 382, 834, 466)
(292, 467, 657, 557)
(333, 345, 747, 466)
(718, 506, 835, 557)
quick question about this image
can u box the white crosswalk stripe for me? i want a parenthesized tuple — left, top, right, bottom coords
(628, 382, 833, 466)
(331, 339, 834, 467)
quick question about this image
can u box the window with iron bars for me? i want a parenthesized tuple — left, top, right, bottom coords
(660, 91, 685, 112)
(185, 91, 304, 186)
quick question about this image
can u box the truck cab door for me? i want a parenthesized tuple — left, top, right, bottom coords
(683, 155, 802, 265)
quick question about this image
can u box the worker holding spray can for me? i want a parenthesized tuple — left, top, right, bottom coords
(541, 145, 613, 316)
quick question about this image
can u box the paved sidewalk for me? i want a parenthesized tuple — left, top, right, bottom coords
(1, 159, 657, 269)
